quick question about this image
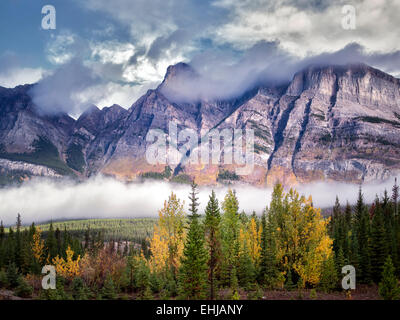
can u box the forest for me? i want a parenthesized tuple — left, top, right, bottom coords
(0, 181, 400, 300)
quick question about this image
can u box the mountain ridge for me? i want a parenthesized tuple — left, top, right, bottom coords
(1, 63, 399, 186)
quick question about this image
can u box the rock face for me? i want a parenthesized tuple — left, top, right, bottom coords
(0, 63, 399, 186)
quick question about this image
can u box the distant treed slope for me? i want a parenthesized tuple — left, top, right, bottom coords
(24, 218, 156, 243)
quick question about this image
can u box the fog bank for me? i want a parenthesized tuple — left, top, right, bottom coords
(0, 176, 397, 226)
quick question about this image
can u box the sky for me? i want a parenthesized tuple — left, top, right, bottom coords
(0, 0, 399, 116)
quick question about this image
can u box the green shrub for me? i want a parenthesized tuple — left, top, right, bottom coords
(309, 288, 318, 300)
(0, 269, 8, 288)
(71, 277, 90, 300)
(15, 277, 33, 298)
(6, 262, 19, 288)
(101, 274, 117, 300)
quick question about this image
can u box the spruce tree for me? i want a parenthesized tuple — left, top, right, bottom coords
(0, 221, 4, 243)
(179, 183, 208, 299)
(5, 227, 15, 266)
(259, 211, 279, 287)
(6, 262, 19, 288)
(343, 201, 352, 261)
(221, 189, 240, 286)
(188, 180, 199, 219)
(238, 240, 255, 290)
(379, 256, 400, 300)
(354, 187, 372, 284)
(101, 274, 117, 299)
(320, 255, 338, 292)
(335, 247, 346, 276)
(370, 198, 389, 283)
(204, 190, 222, 300)
(15, 214, 23, 269)
(0, 221, 4, 268)
(392, 178, 399, 217)
(331, 197, 344, 256)
(45, 222, 58, 261)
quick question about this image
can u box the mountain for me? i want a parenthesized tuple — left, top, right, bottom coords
(1, 63, 400, 186)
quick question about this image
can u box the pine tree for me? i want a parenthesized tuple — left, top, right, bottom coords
(229, 266, 239, 299)
(320, 254, 338, 292)
(101, 274, 117, 299)
(15, 214, 23, 269)
(0, 221, 4, 243)
(331, 197, 345, 258)
(335, 247, 346, 276)
(344, 201, 352, 226)
(392, 178, 399, 217)
(55, 227, 62, 256)
(343, 201, 352, 261)
(238, 236, 256, 290)
(221, 189, 240, 286)
(204, 190, 222, 300)
(179, 183, 208, 300)
(188, 180, 199, 219)
(6, 262, 19, 288)
(5, 227, 15, 266)
(0, 221, 4, 268)
(370, 198, 389, 283)
(378, 256, 400, 300)
(45, 222, 58, 262)
(354, 187, 372, 284)
(259, 211, 280, 287)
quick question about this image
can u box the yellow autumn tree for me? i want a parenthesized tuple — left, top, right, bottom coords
(270, 185, 333, 288)
(52, 246, 81, 279)
(31, 226, 45, 264)
(149, 192, 186, 275)
(239, 217, 261, 266)
(248, 217, 262, 265)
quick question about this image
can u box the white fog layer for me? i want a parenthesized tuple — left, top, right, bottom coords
(0, 176, 397, 226)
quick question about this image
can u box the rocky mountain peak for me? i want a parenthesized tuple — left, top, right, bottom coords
(74, 105, 101, 133)
(161, 62, 195, 83)
(1, 62, 400, 186)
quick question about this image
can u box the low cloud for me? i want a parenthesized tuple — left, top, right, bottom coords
(28, 59, 104, 117)
(0, 67, 45, 89)
(0, 176, 397, 226)
(0, 52, 45, 88)
(161, 41, 400, 103)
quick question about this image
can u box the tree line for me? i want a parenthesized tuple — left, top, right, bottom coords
(0, 181, 399, 300)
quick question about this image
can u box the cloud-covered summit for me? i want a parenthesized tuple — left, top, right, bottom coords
(1, 0, 399, 115)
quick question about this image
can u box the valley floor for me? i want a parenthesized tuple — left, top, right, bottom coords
(0, 286, 380, 301)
